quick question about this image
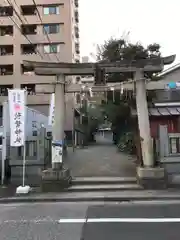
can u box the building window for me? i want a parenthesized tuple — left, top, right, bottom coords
(21, 24, 37, 35)
(0, 25, 13, 36)
(21, 44, 37, 55)
(0, 45, 13, 55)
(43, 24, 60, 34)
(0, 6, 13, 16)
(74, 10, 79, 22)
(21, 84, 36, 95)
(43, 6, 59, 15)
(74, 0, 79, 7)
(0, 84, 13, 96)
(0, 64, 13, 75)
(21, 5, 36, 16)
(43, 44, 60, 53)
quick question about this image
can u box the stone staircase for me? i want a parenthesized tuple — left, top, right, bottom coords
(63, 177, 142, 193)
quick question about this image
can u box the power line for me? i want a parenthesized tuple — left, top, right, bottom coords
(0, 2, 44, 59)
(11, 0, 29, 24)
(31, 0, 60, 62)
(3, 0, 46, 60)
(6, 0, 26, 25)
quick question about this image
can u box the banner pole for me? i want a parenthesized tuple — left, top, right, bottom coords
(1, 101, 7, 186)
(22, 90, 27, 187)
(22, 142, 26, 187)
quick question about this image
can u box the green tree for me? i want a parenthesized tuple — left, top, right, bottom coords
(97, 38, 161, 82)
(96, 37, 162, 145)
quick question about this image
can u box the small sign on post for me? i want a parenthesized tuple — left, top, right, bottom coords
(52, 140, 63, 164)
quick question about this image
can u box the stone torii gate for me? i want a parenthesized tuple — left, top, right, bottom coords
(24, 55, 175, 189)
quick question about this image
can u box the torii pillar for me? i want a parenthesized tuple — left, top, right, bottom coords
(135, 69, 166, 188)
(44, 74, 72, 191)
(52, 75, 65, 170)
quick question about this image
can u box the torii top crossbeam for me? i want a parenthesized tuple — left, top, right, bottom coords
(23, 55, 175, 76)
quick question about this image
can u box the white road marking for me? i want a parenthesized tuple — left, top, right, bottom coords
(58, 218, 180, 223)
(87, 218, 180, 223)
(2, 218, 180, 224)
(59, 219, 86, 223)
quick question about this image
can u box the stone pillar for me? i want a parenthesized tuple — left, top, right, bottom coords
(52, 75, 65, 170)
(41, 75, 72, 192)
(135, 70, 153, 167)
(135, 70, 167, 189)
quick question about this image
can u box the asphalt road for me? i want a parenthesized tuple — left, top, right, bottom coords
(0, 201, 180, 239)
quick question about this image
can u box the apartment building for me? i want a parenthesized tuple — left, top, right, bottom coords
(0, 0, 80, 124)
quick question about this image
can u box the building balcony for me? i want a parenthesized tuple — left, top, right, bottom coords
(0, 25, 13, 44)
(21, 24, 37, 35)
(17, 0, 64, 5)
(0, 17, 13, 26)
(0, 35, 14, 45)
(0, 75, 16, 85)
(20, 33, 64, 44)
(0, 6, 13, 17)
(0, 64, 13, 76)
(75, 31, 79, 38)
(0, 45, 13, 56)
(74, 10, 79, 23)
(0, 54, 14, 63)
(21, 53, 42, 62)
(74, 0, 79, 8)
(21, 14, 64, 25)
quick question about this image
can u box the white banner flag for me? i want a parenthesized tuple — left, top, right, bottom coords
(8, 89, 26, 147)
(48, 93, 55, 126)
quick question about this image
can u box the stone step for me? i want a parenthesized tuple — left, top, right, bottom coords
(72, 177, 137, 185)
(64, 183, 142, 192)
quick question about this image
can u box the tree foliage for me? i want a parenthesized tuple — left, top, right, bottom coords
(97, 38, 161, 82)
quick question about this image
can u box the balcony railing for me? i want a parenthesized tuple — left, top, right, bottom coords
(153, 90, 180, 102)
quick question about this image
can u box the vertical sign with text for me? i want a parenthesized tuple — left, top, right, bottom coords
(8, 89, 25, 147)
(48, 93, 55, 126)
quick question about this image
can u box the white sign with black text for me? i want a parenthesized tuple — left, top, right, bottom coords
(48, 93, 55, 126)
(8, 89, 26, 147)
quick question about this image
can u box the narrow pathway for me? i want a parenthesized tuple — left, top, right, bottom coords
(65, 133, 136, 177)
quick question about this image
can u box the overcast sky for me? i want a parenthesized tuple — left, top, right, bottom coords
(79, 0, 179, 65)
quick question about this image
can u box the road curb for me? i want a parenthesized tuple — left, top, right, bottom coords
(1, 195, 180, 204)
(64, 187, 143, 192)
